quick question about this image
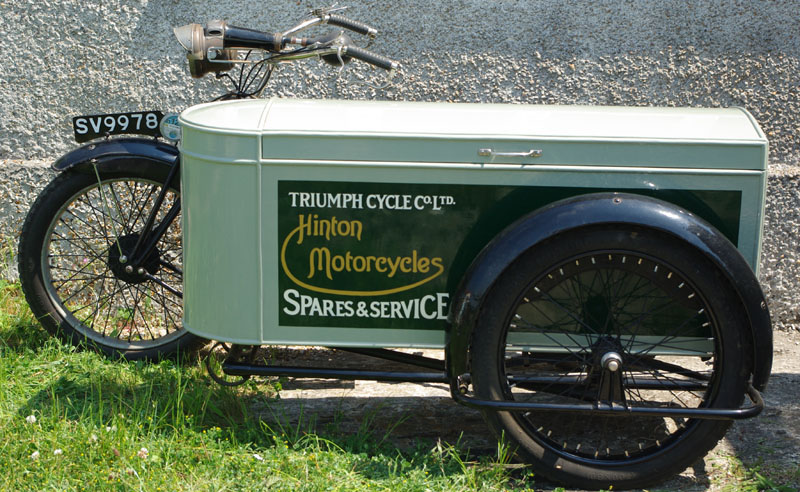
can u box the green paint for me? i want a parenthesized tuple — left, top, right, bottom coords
(277, 180, 740, 331)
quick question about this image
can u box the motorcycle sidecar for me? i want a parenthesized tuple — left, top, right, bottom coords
(178, 98, 771, 489)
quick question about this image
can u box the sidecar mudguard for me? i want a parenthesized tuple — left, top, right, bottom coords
(53, 137, 179, 177)
(447, 192, 772, 392)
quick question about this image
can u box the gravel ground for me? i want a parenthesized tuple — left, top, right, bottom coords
(254, 334, 800, 491)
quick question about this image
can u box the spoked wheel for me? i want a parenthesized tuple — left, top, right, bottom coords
(18, 160, 202, 360)
(470, 226, 752, 490)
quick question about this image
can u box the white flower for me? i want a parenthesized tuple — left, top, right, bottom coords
(253, 453, 264, 461)
(30, 451, 40, 460)
(137, 447, 149, 459)
(25, 415, 37, 424)
(53, 449, 63, 456)
(89, 434, 98, 443)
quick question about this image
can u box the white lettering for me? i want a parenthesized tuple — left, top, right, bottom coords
(283, 289, 301, 315)
(103, 115, 116, 132)
(284, 292, 450, 320)
(75, 118, 88, 134)
(437, 293, 449, 320)
(146, 113, 159, 129)
(89, 117, 102, 134)
(287, 192, 365, 209)
(420, 295, 437, 320)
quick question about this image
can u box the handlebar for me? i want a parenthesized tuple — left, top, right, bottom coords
(174, 8, 399, 81)
(325, 14, 377, 38)
(223, 25, 284, 51)
(341, 45, 398, 71)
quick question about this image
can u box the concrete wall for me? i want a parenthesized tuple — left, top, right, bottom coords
(2, 0, 800, 328)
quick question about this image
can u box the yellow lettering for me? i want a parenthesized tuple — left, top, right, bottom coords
(387, 256, 402, 277)
(282, 214, 446, 296)
(308, 247, 332, 280)
(353, 255, 366, 272)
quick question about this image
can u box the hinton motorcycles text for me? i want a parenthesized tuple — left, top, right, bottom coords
(280, 190, 456, 322)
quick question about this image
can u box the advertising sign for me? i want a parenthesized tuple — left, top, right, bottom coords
(278, 180, 740, 330)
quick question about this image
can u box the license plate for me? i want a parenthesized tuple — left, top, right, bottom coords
(72, 111, 164, 143)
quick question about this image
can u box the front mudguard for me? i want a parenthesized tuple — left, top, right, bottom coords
(53, 137, 180, 182)
(446, 193, 772, 392)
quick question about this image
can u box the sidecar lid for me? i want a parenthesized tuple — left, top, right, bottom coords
(180, 98, 767, 170)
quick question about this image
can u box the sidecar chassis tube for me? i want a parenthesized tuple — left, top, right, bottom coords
(446, 193, 773, 393)
(222, 362, 449, 384)
(223, 347, 447, 382)
(220, 362, 763, 420)
(451, 383, 764, 421)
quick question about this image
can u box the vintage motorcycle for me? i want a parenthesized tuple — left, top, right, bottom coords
(17, 7, 772, 489)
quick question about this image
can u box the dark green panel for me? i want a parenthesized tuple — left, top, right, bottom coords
(277, 181, 741, 330)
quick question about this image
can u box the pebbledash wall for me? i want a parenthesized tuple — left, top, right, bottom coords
(1, 1, 800, 328)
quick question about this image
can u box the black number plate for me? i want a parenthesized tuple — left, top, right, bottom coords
(72, 111, 164, 143)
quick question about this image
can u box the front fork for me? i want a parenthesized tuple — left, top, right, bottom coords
(93, 156, 183, 296)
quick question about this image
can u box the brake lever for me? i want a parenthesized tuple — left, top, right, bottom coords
(308, 3, 347, 17)
(332, 60, 400, 91)
(282, 18, 323, 37)
(365, 70, 399, 90)
(282, 4, 345, 37)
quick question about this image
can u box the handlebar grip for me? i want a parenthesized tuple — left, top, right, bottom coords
(343, 45, 399, 71)
(224, 25, 283, 51)
(327, 14, 378, 38)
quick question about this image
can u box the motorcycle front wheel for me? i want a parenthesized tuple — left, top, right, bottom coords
(18, 159, 201, 360)
(470, 225, 753, 490)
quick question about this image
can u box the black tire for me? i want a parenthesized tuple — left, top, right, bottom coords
(470, 225, 752, 490)
(18, 160, 202, 360)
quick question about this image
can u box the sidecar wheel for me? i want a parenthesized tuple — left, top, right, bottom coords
(470, 225, 752, 490)
(18, 161, 202, 360)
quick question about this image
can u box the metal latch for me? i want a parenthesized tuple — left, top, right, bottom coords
(478, 148, 543, 158)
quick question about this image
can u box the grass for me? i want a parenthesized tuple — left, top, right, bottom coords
(714, 455, 800, 492)
(2, 272, 797, 491)
(0, 278, 536, 491)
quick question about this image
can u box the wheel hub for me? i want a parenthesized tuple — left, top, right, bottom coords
(108, 234, 161, 284)
(601, 351, 623, 372)
(592, 337, 625, 370)
(591, 337, 627, 403)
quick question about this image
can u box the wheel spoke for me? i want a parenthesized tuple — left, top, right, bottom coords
(502, 249, 722, 461)
(158, 259, 183, 276)
(35, 175, 185, 355)
(144, 273, 183, 299)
